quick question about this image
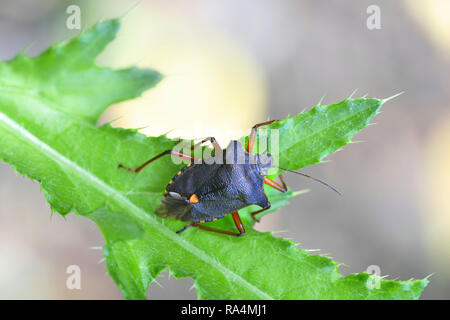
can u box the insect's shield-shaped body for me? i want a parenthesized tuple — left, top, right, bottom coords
(155, 140, 272, 222)
(118, 121, 286, 236)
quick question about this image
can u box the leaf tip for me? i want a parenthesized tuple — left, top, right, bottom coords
(120, 1, 143, 21)
(88, 246, 103, 250)
(383, 91, 404, 103)
(19, 41, 35, 56)
(292, 189, 310, 197)
(423, 273, 434, 283)
(317, 93, 327, 107)
(347, 88, 358, 100)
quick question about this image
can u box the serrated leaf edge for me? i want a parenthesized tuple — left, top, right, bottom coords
(0, 110, 275, 300)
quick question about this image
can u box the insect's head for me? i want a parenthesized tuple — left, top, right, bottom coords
(225, 140, 273, 173)
(256, 152, 274, 174)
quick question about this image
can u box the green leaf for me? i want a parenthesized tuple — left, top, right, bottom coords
(0, 19, 162, 123)
(266, 97, 384, 169)
(0, 18, 428, 300)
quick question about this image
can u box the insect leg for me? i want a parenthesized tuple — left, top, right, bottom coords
(231, 211, 246, 235)
(176, 211, 245, 237)
(247, 120, 278, 153)
(277, 174, 287, 190)
(191, 137, 222, 153)
(250, 205, 271, 223)
(251, 176, 286, 223)
(118, 150, 195, 173)
(263, 177, 288, 193)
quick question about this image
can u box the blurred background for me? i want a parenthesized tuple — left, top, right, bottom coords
(0, 0, 449, 299)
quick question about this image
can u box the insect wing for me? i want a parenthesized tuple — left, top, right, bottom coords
(155, 194, 190, 220)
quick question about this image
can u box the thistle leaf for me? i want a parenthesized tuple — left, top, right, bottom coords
(0, 18, 428, 300)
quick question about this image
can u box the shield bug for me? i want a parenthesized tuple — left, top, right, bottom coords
(119, 120, 339, 236)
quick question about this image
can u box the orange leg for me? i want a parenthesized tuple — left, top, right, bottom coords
(247, 120, 277, 153)
(251, 176, 287, 223)
(176, 211, 245, 237)
(251, 205, 271, 223)
(190, 137, 222, 153)
(263, 177, 287, 193)
(118, 150, 196, 173)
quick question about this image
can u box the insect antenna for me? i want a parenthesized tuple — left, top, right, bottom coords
(276, 167, 342, 196)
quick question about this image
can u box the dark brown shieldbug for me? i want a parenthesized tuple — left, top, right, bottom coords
(119, 120, 339, 236)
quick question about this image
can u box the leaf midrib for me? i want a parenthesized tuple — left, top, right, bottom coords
(0, 110, 274, 300)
